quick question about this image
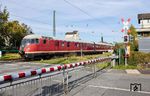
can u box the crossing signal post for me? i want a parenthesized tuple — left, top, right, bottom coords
(121, 18, 131, 66)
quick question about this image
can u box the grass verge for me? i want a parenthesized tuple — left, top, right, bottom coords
(35, 53, 111, 64)
(0, 53, 21, 60)
(96, 62, 111, 69)
(112, 65, 141, 70)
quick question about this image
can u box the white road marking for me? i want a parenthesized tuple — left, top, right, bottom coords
(107, 69, 112, 72)
(84, 84, 150, 94)
(126, 69, 141, 74)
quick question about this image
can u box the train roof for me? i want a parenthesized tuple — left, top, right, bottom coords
(23, 34, 113, 46)
(23, 34, 42, 39)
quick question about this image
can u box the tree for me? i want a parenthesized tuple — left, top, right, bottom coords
(0, 7, 32, 49)
(0, 7, 9, 49)
(0, 7, 9, 23)
(129, 25, 138, 51)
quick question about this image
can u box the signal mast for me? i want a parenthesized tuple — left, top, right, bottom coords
(121, 18, 131, 66)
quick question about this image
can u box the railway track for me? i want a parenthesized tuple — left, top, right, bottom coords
(0, 58, 26, 63)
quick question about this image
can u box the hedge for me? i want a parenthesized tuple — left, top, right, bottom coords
(128, 51, 150, 66)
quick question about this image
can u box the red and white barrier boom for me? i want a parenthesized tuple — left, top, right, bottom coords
(0, 57, 111, 83)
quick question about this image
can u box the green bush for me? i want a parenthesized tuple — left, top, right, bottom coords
(128, 51, 150, 66)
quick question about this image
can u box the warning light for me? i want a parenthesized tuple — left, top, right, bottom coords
(121, 29, 124, 32)
(128, 29, 131, 33)
(124, 35, 128, 42)
(129, 35, 134, 42)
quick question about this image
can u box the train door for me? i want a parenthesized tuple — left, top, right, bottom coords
(80, 43, 83, 52)
(38, 38, 42, 51)
(55, 40, 59, 51)
(43, 38, 48, 51)
(66, 42, 70, 51)
(38, 38, 47, 51)
(50, 40, 54, 51)
(76, 43, 80, 51)
(93, 42, 96, 52)
(70, 42, 74, 51)
(61, 41, 65, 51)
(59, 40, 64, 51)
(74, 42, 78, 51)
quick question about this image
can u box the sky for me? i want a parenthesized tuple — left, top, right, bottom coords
(0, 0, 150, 43)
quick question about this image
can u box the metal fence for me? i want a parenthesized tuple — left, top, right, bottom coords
(0, 57, 112, 96)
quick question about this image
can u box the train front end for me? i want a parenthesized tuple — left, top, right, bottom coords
(19, 35, 40, 59)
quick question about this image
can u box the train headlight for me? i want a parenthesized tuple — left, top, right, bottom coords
(26, 48, 30, 51)
(27, 43, 30, 46)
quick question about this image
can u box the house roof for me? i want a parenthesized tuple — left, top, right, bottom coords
(65, 31, 78, 35)
(138, 13, 150, 23)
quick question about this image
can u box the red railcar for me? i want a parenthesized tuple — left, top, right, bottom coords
(19, 34, 113, 59)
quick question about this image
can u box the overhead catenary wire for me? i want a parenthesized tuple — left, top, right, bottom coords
(11, 14, 50, 25)
(63, 0, 112, 29)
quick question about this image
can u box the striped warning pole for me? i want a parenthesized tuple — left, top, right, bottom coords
(0, 57, 112, 83)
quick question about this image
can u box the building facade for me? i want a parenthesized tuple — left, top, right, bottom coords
(136, 13, 150, 52)
(65, 30, 80, 40)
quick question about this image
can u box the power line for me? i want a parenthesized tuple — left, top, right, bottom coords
(11, 14, 50, 25)
(63, 0, 110, 27)
(64, 0, 93, 19)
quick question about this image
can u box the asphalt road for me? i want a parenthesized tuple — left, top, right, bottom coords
(0, 61, 53, 75)
(67, 69, 150, 96)
(0, 61, 150, 96)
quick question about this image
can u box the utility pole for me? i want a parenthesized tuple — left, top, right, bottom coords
(101, 33, 103, 42)
(53, 10, 56, 37)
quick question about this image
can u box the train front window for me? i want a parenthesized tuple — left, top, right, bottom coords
(21, 39, 30, 46)
(31, 39, 34, 44)
(21, 39, 39, 46)
(30, 39, 39, 44)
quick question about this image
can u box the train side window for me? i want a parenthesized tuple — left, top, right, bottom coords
(35, 39, 39, 44)
(75, 43, 77, 47)
(77, 44, 79, 47)
(62, 42, 64, 47)
(75, 43, 79, 47)
(67, 42, 70, 47)
(43, 39, 46, 44)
